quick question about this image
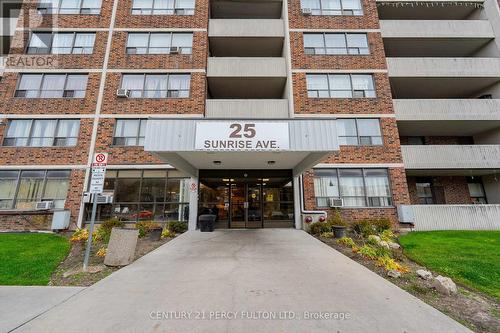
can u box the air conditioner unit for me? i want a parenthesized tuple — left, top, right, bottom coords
(328, 198, 343, 208)
(170, 46, 180, 54)
(116, 89, 130, 98)
(96, 192, 114, 204)
(63, 90, 75, 98)
(302, 8, 312, 15)
(36, 201, 54, 210)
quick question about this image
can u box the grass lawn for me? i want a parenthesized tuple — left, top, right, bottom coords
(0, 233, 70, 285)
(399, 230, 500, 300)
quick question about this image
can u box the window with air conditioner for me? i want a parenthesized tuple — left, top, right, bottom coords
(126, 32, 193, 55)
(120, 74, 190, 98)
(313, 168, 392, 208)
(0, 170, 70, 210)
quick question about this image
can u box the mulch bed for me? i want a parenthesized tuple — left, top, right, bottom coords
(50, 233, 173, 287)
(317, 234, 500, 333)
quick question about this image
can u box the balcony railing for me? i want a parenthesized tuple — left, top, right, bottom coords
(402, 145, 500, 169)
(400, 204, 500, 231)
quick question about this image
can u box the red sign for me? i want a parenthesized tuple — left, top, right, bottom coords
(92, 153, 108, 167)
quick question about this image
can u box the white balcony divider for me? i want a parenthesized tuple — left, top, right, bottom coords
(408, 205, 500, 231)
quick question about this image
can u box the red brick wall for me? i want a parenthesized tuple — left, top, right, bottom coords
(407, 176, 473, 205)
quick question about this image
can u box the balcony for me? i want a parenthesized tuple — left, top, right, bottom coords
(210, 0, 282, 19)
(377, 0, 484, 20)
(387, 57, 500, 77)
(394, 99, 500, 136)
(207, 57, 287, 98)
(381, 20, 495, 57)
(387, 58, 500, 98)
(402, 145, 500, 170)
(209, 19, 284, 57)
(205, 99, 289, 118)
(381, 20, 493, 39)
(399, 204, 500, 231)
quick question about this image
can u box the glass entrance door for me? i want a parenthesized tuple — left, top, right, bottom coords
(230, 183, 263, 228)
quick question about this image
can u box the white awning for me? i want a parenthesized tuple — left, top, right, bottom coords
(144, 118, 339, 176)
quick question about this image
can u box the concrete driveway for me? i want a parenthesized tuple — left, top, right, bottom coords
(9, 230, 471, 333)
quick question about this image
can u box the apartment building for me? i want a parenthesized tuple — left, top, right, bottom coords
(0, 0, 498, 232)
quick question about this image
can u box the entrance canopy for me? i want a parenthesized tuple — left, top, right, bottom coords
(144, 118, 339, 176)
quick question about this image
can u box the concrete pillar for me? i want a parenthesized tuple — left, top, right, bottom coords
(293, 176, 302, 230)
(188, 177, 199, 231)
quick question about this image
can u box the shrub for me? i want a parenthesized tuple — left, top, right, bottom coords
(372, 218, 392, 233)
(96, 247, 107, 258)
(337, 237, 355, 248)
(70, 228, 89, 243)
(352, 219, 376, 238)
(328, 210, 347, 227)
(168, 221, 188, 234)
(308, 221, 331, 235)
(380, 229, 395, 242)
(161, 228, 175, 239)
(374, 245, 392, 258)
(376, 256, 410, 274)
(359, 245, 378, 259)
(100, 217, 124, 233)
(135, 221, 161, 238)
(320, 231, 334, 238)
(366, 235, 380, 246)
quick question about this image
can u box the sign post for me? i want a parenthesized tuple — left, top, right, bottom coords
(83, 153, 108, 271)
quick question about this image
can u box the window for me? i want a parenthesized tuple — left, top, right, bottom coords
(120, 74, 190, 98)
(37, 0, 102, 14)
(407, 136, 425, 145)
(95, 169, 190, 223)
(27, 32, 96, 54)
(300, 0, 362, 16)
(0, 170, 70, 210)
(467, 177, 487, 204)
(126, 32, 193, 55)
(131, 0, 195, 15)
(337, 119, 382, 146)
(304, 33, 369, 55)
(15, 74, 88, 98)
(307, 74, 376, 98)
(416, 181, 434, 204)
(113, 119, 147, 146)
(313, 168, 392, 207)
(3, 119, 80, 147)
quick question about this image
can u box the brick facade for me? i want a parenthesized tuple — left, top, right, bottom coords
(0, 0, 415, 230)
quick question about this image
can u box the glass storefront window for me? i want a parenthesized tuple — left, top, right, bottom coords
(95, 169, 190, 223)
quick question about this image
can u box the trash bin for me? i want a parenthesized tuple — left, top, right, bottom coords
(199, 214, 216, 232)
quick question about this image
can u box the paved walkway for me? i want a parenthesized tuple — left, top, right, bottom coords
(0, 286, 84, 332)
(10, 230, 471, 333)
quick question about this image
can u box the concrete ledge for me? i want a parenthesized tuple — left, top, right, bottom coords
(402, 144, 500, 169)
(387, 57, 500, 77)
(207, 57, 287, 77)
(380, 20, 494, 38)
(209, 19, 284, 37)
(205, 99, 289, 118)
(394, 99, 500, 121)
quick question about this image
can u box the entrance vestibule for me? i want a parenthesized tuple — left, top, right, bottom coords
(198, 170, 294, 229)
